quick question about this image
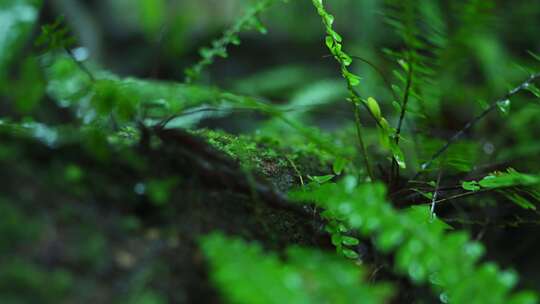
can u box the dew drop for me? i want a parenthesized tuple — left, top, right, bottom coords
(497, 99, 511, 114)
(439, 292, 449, 303)
(72, 47, 89, 62)
(134, 182, 146, 195)
(483, 142, 495, 155)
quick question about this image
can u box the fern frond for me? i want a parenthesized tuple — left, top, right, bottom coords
(462, 168, 540, 210)
(290, 177, 538, 304)
(201, 233, 393, 304)
(383, 0, 447, 127)
(184, 0, 284, 83)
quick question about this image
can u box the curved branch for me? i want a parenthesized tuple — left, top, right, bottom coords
(413, 72, 540, 180)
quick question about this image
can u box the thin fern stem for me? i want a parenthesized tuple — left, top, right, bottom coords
(430, 166, 443, 218)
(390, 56, 414, 185)
(430, 188, 494, 205)
(64, 47, 95, 82)
(353, 103, 375, 181)
(395, 57, 414, 145)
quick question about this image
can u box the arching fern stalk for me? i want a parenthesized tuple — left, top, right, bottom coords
(310, 0, 406, 182)
(383, 0, 447, 184)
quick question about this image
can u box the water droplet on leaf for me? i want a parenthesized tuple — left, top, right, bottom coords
(497, 99, 511, 115)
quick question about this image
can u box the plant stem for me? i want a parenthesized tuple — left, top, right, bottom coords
(344, 55, 399, 102)
(391, 58, 414, 185)
(431, 189, 493, 205)
(353, 103, 375, 181)
(395, 59, 414, 145)
(65, 47, 95, 82)
(430, 167, 443, 218)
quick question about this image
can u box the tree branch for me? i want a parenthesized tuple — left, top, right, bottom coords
(412, 72, 540, 180)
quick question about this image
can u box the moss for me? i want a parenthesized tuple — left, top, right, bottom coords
(193, 128, 330, 191)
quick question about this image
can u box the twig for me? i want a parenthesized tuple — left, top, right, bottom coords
(432, 189, 493, 205)
(413, 72, 540, 180)
(64, 47, 95, 82)
(441, 217, 540, 228)
(430, 168, 443, 218)
(400, 185, 500, 207)
(286, 156, 304, 187)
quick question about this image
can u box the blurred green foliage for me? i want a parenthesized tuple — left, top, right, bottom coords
(201, 233, 393, 304)
(290, 176, 537, 304)
(1, 0, 540, 303)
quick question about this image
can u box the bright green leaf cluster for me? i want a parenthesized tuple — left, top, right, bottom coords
(200, 233, 393, 304)
(462, 168, 540, 210)
(311, 0, 359, 90)
(35, 16, 76, 51)
(478, 169, 540, 188)
(322, 209, 361, 259)
(289, 177, 537, 304)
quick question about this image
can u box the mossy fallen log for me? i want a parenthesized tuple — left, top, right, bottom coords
(0, 123, 330, 303)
